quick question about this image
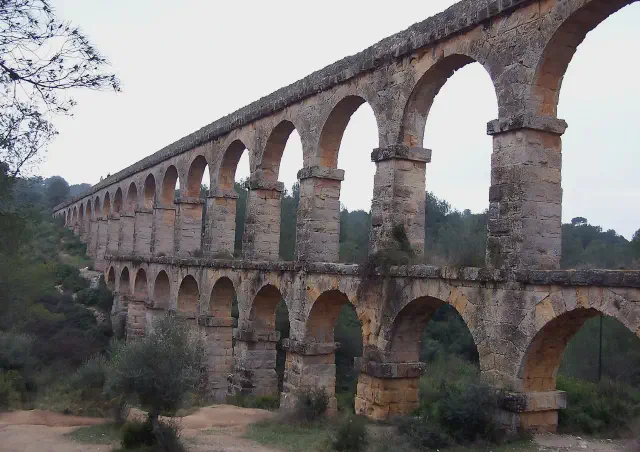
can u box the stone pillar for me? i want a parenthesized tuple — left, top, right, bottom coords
(280, 339, 338, 414)
(153, 204, 176, 257)
(175, 197, 205, 257)
(119, 212, 136, 255)
(198, 316, 234, 402)
(369, 145, 430, 258)
(486, 116, 567, 270)
(498, 390, 567, 433)
(228, 328, 280, 398)
(125, 296, 146, 340)
(88, 219, 99, 259)
(110, 292, 128, 339)
(95, 217, 109, 271)
(295, 166, 344, 263)
(133, 208, 153, 257)
(355, 359, 425, 420)
(80, 219, 89, 244)
(203, 188, 237, 258)
(107, 213, 121, 255)
(242, 177, 283, 261)
(144, 301, 165, 334)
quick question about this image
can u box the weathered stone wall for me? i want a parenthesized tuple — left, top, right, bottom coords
(54, 0, 640, 433)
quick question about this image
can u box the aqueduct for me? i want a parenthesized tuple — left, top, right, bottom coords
(54, 0, 640, 432)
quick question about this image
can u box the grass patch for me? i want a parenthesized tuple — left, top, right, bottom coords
(66, 422, 120, 445)
(246, 418, 333, 452)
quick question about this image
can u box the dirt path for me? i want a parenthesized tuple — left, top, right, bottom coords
(0, 406, 277, 452)
(0, 408, 637, 452)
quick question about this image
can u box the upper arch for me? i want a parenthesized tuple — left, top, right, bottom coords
(185, 154, 209, 197)
(217, 139, 248, 190)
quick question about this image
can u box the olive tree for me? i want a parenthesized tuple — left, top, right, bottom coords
(105, 314, 204, 448)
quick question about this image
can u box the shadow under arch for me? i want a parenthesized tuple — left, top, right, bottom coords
(94, 196, 101, 218)
(218, 139, 248, 190)
(134, 268, 148, 299)
(209, 277, 235, 318)
(262, 120, 298, 182)
(143, 173, 156, 209)
(532, 0, 638, 117)
(113, 188, 123, 214)
(119, 267, 130, 294)
(126, 182, 138, 212)
(103, 192, 111, 217)
(177, 274, 199, 315)
(106, 266, 116, 290)
(152, 270, 171, 309)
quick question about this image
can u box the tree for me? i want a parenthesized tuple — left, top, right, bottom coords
(571, 217, 588, 226)
(105, 314, 204, 449)
(45, 176, 69, 207)
(0, 0, 120, 176)
(633, 229, 640, 259)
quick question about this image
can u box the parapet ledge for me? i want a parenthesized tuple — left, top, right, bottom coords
(371, 145, 432, 163)
(297, 166, 345, 181)
(487, 114, 568, 136)
(281, 339, 339, 356)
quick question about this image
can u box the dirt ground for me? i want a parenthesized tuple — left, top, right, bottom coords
(0, 408, 637, 452)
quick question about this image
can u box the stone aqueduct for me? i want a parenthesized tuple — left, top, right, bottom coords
(54, 0, 640, 432)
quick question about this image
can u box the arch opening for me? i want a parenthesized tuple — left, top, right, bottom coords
(404, 56, 497, 266)
(134, 268, 148, 299)
(126, 182, 138, 212)
(317, 97, 378, 264)
(209, 277, 234, 318)
(262, 121, 303, 261)
(94, 196, 101, 218)
(186, 155, 210, 198)
(143, 174, 156, 209)
(113, 188, 123, 214)
(219, 140, 250, 256)
(79, 204, 84, 224)
(86, 200, 92, 221)
(161, 165, 179, 205)
(305, 290, 364, 410)
(544, 2, 640, 259)
(119, 267, 130, 294)
(153, 270, 171, 309)
(177, 275, 199, 314)
(106, 266, 116, 290)
(103, 192, 111, 217)
(72, 206, 77, 224)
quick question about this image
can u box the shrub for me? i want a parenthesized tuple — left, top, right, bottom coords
(0, 370, 26, 408)
(227, 393, 280, 410)
(105, 314, 203, 448)
(332, 415, 368, 451)
(255, 395, 280, 410)
(0, 331, 35, 372)
(395, 416, 450, 450)
(121, 419, 156, 449)
(295, 387, 329, 423)
(558, 376, 640, 436)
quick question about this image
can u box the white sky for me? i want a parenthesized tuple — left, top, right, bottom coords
(41, 1, 639, 239)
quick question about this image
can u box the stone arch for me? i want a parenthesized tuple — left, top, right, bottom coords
(519, 289, 640, 393)
(531, 0, 637, 117)
(186, 154, 209, 197)
(143, 173, 156, 209)
(134, 268, 148, 299)
(106, 266, 116, 290)
(113, 188, 123, 213)
(72, 206, 77, 224)
(63, 210, 67, 225)
(218, 139, 248, 190)
(161, 165, 179, 205)
(153, 270, 171, 309)
(317, 95, 379, 169)
(94, 196, 101, 218)
(305, 290, 355, 343)
(86, 199, 92, 220)
(119, 266, 131, 294)
(209, 277, 235, 317)
(177, 274, 199, 314)
(261, 120, 298, 182)
(401, 54, 495, 147)
(248, 284, 284, 331)
(78, 203, 84, 224)
(126, 182, 138, 212)
(103, 191, 111, 217)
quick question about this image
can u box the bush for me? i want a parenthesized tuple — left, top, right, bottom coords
(121, 419, 156, 449)
(395, 416, 450, 450)
(332, 415, 368, 451)
(121, 418, 183, 451)
(0, 331, 35, 372)
(295, 387, 329, 423)
(0, 370, 26, 408)
(227, 393, 280, 410)
(558, 376, 640, 436)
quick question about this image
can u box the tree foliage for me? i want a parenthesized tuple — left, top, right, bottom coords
(0, 0, 120, 176)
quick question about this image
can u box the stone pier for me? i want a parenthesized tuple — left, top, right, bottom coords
(228, 329, 280, 398)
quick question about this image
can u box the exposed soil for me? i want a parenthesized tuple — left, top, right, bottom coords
(0, 408, 637, 452)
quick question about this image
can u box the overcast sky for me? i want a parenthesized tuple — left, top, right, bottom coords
(41, 1, 639, 239)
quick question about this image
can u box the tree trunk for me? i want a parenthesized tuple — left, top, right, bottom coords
(150, 412, 168, 451)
